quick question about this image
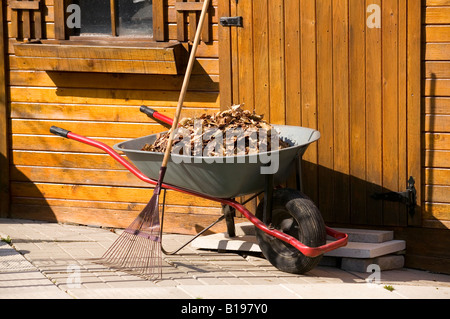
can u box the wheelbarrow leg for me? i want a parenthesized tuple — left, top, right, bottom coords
(222, 204, 236, 238)
(263, 171, 274, 225)
(295, 154, 303, 193)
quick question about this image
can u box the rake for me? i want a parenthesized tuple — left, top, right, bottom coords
(95, 0, 211, 280)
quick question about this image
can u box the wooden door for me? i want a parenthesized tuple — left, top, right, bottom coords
(218, 0, 422, 227)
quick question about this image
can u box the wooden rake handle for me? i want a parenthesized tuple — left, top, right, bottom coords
(161, 0, 211, 168)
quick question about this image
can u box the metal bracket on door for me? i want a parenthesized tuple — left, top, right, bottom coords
(371, 176, 417, 216)
(220, 16, 243, 27)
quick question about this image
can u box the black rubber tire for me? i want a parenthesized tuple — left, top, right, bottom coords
(255, 188, 326, 274)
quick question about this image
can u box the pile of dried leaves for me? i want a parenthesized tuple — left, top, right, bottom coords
(142, 105, 290, 156)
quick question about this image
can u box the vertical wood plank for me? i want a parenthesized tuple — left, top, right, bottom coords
(218, 0, 232, 109)
(237, 0, 253, 109)
(34, 1, 43, 40)
(153, 0, 166, 41)
(110, 0, 117, 36)
(201, 1, 210, 43)
(188, 0, 198, 42)
(316, 0, 334, 222)
(238, 0, 256, 214)
(230, 0, 239, 104)
(284, 0, 301, 126)
(252, 0, 270, 118)
(382, 0, 401, 225)
(177, 0, 187, 41)
(349, 0, 366, 224)
(407, 0, 422, 226)
(268, 0, 285, 125)
(11, 5, 19, 38)
(398, 2, 410, 224)
(22, 1, 31, 39)
(53, 0, 66, 40)
(0, 0, 9, 218)
(300, 0, 318, 203)
(398, 0, 408, 224)
(366, 0, 383, 225)
(332, 0, 350, 222)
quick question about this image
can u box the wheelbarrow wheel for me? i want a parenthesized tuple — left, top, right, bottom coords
(255, 188, 326, 274)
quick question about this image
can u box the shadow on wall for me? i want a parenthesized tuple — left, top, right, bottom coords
(48, 44, 217, 104)
(6, 158, 54, 222)
(297, 161, 419, 228)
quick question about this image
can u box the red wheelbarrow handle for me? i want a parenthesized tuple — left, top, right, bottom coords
(49, 126, 348, 258)
(140, 105, 174, 128)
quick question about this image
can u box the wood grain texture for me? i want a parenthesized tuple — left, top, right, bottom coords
(3, 0, 223, 232)
(221, 0, 422, 228)
(422, 0, 450, 227)
(0, 0, 9, 218)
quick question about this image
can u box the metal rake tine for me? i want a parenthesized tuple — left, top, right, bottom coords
(108, 231, 135, 267)
(102, 231, 130, 262)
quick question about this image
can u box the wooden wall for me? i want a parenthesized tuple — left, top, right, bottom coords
(1, 0, 250, 234)
(423, 0, 450, 229)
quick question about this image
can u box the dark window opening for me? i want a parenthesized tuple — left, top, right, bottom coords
(73, 0, 153, 37)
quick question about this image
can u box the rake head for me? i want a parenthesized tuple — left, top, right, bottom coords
(96, 193, 163, 280)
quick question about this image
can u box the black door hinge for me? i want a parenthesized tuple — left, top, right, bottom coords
(371, 176, 417, 216)
(220, 16, 243, 27)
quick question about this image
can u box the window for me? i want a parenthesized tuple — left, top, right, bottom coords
(10, 0, 212, 75)
(73, 0, 153, 38)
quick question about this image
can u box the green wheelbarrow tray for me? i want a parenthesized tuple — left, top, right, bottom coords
(113, 125, 320, 199)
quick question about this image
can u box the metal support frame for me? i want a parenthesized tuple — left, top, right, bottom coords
(223, 204, 236, 238)
(158, 168, 276, 255)
(263, 170, 274, 226)
(159, 187, 226, 255)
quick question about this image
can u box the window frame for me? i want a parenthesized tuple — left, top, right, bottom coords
(9, 0, 212, 75)
(55, 0, 166, 42)
(68, 0, 155, 40)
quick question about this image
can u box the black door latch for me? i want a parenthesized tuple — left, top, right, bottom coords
(371, 176, 417, 216)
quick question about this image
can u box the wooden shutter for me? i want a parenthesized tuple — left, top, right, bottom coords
(153, 0, 166, 41)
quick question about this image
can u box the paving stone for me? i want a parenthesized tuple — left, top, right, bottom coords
(178, 284, 302, 299)
(281, 283, 405, 299)
(234, 222, 257, 236)
(67, 287, 192, 299)
(324, 240, 406, 258)
(382, 285, 450, 299)
(191, 233, 261, 252)
(341, 255, 405, 272)
(1, 219, 449, 300)
(0, 243, 70, 299)
(0, 242, 36, 272)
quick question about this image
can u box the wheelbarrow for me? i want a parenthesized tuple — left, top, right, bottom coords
(49, 107, 348, 274)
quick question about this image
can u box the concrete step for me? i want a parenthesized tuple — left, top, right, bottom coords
(191, 232, 405, 259)
(323, 240, 406, 259)
(191, 223, 406, 263)
(327, 228, 393, 243)
(234, 222, 394, 243)
(341, 255, 405, 272)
